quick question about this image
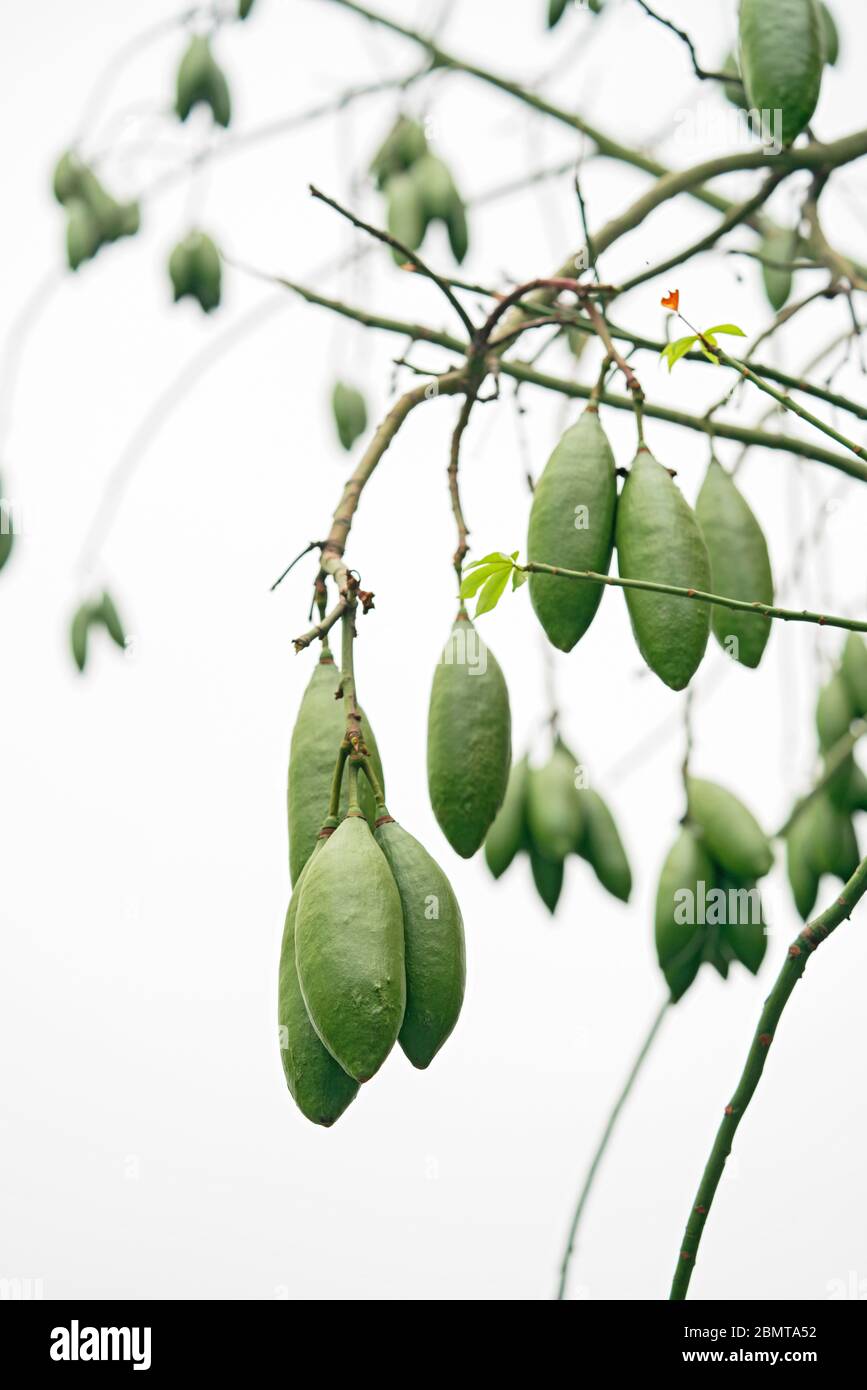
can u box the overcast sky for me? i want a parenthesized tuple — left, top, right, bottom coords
(2, 0, 867, 1301)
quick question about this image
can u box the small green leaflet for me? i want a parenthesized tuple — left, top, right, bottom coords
(460, 551, 524, 615)
(659, 322, 745, 372)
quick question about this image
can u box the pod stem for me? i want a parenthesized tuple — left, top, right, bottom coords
(340, 600, 365, 757)
(357, 751, 386, 808)
(327, 741, 350, 820)
(346, 759, 362, 815)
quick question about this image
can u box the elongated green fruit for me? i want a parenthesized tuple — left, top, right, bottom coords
(841, 634, 867, 717)
(799, 793, 859, 880)
(411, 153, 458, 222)
(385, 171, 425, 261)
(0, 476, 14, 573)
(369, 116, 427, 189)
(176, 35, 231, 127)
(375, 818, 465, 1069)
(615, 447, 711, 690)
(687, 777, 773, 880)
(331, 381, 368, 451)
(819, 2, 839, 65)
(722, 49, 750, 110)
(529, 842, 563, 914)
(759, 227, 796, 311)
(695, 459, 774, 669)
(277, 842, 359, 1126)
(655, 827, 716, 1002)
(547, 0, 568, 27)
(785, 808, 819, 919)
(816, 672, 855, 806)
(576, 788, 632, 902)
(169, 231, 222, 313)
(526, 742, 583, 863)
(739, 0, 823, 147)
(846, 761, 867, 813)
(296, 815, 405, 1081)
(239, 0, 256, 18)
(445, 198, 469, 264)
(66, 199, 100, 270)
(70, 604, 92, 672)
(484, 756, 529, 879)
(98, 591, 126, 649)
(527, 408, 617, 652)
(717, 875, 768, 975)
(427, 612, 511, 858)
(287, 648, 383, 884)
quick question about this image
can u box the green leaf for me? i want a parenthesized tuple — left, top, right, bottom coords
(475, 566, 511, 616)
(660, 335, 697, 372)
(464, 551, 512, 570)
(699, 344, 720, 364)
(460, 563, 504, 599)
(512, 567, 528, 590)
(704, 323, 746, 338)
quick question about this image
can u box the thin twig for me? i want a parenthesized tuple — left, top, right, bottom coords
(634, 1, 737, 85)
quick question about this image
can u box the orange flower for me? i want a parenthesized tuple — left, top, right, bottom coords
(661, 289, 680, 311)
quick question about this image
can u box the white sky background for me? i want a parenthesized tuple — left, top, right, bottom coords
(2, 0, 867, 1302)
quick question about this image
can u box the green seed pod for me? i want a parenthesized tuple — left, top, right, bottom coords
(566, 325, 589, 361)
(798, 792, 859, 880)
(615, 447, 711, 690)
(738, 0, 823, 147)
(445, 198, 469, 264)
(278, 841, 359, 1126)
(239, 0, 256, 18)
(53, 149, 85, 205)
(369, 116, 428, 189)
(66, 199, 100, 271)
(695, 458, 774, 669)
(547, 0, 568, 27)
(331, 381, 368, 452)
(841, 634, 867, 718)
(427, 612, 511, 858)
(529, 841, 564, 914)
(375, 818, 465, 1069)
(759, 227, 796, 312)
(655, 827, 716, 1002)
(96, 591, 126, 648)
(845, 761, 867, 813)
(411, 152, 458, 222)
(819, 2, 839, 65)
(721, 49, 750, 110)
(385, 171, 426, 262)
(484, 756, 529, 879)
(816, 672, 855, 806)
(575, 788, 632, 902)
(717, 873, 768, 974)
(687, 777, 774, 880)
(169, 231, 222, 312)
(295, 815, 405, 1082)
(70, 603, 93, 672)
(287, 648, 384, 884)
(175, 35, 231, 127)
(526, 742, 583, 863)
(527, 408, 618, 652)
(0, 478, 13, 574)
(785, 808, 820, 919)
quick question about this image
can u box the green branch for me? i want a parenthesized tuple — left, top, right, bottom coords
(521, 561, 867, 635)
(669, 856, 867, 1300)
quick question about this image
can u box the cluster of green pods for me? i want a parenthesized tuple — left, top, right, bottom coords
(527, 409, 775, 689)
(785, 635, 867, 920)
(279, 644, 465, 1126)
(175, 35, 231, 128)
(655, 779, 774, 1001)
(69, 591, 126, 673)
(484, 743, 631, 914)
(53, 151, 140, 272)
(369, 116, 469, 265)
(168, 231, 222, 313)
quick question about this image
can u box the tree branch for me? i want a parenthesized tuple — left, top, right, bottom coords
(669, 856, 867, 1300)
